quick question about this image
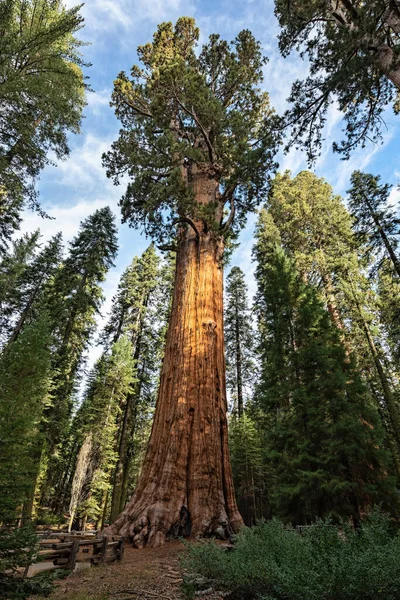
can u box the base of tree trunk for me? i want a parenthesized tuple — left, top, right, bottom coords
(105, 496, 243, 548)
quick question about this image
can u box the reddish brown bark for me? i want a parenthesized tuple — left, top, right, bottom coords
(106, 172, 243, 547)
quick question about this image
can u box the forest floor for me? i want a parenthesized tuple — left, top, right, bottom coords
(47, 540, 228, 600)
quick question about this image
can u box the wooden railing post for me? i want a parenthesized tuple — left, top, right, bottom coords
(101, 535, 108, 564)
(117, 538, 124, 561)
(67, 539, 79, 571)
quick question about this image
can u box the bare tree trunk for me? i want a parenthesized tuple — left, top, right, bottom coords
(234, 303, 244, 418)
(106, 215, 243, 546)
(6, 282, 42, 349)
(68, 436, 93, 532)
(363, 198, 400, 278)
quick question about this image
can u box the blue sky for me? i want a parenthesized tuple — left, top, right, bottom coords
(20, 0, 400, 371)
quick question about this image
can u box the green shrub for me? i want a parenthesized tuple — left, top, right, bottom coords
(0, 526, 64, 600)
(0, 526, 38, 574)
(182, 511, 400, 600)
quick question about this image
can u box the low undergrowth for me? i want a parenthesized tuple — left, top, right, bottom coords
(182, 511, 400, 600)
(0, 526, 69, 600)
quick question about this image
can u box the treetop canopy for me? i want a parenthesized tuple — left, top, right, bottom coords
(103, 17, 280, 245)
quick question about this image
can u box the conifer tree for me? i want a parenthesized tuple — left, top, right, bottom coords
(0, 230, 40, 345)
(68, 336, 135, 530)
(348, 171, 400, 277)
(267, 170, 356, 320)
(106, 245, 161, 521)
(378, 263, 400, 361)
(0, 315, 51, 524)
(103, 17, 279, 545)
(115, 253, 175, 519)
(229, 414, 267, 526)
(0, 189, 21, 252)
(42, 207, 118, 507)
(274, 0, 400, 160)
(225, 266, 255, 417)
(266, 172, 400, 477)
(253, 220, 396, 524)
(0, 0, 87, 220)
(5, 233, 63, 347)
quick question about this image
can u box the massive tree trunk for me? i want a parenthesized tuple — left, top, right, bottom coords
(106, 176, 243, 546)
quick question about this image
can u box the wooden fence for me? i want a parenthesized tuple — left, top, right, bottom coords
(24, 532, 124, 578)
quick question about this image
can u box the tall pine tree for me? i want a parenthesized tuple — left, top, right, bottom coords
(0, 315, 52, 524)
(68, 336, 135, 530)
(348, 170, 400, 277)
(253, 216, 396, 524)
(225, 266, 255, 417)
(41, 207, 118, 509)
(267, 171, 400, 473)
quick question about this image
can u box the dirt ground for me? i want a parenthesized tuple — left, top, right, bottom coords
(48, 540, 228, 600)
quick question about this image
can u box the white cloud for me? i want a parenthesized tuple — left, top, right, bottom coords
(389, 186, 400, 210)
(65, 0, 196, 37)
(86, 88, 111, 114)
(44, 132, 116, 195)
(278, 146, 306, 176)
(20, 197, 116, 244)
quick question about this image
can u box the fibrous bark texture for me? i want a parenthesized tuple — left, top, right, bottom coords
(107, 210, 243, 546)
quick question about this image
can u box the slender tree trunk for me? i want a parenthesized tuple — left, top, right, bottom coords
(351, 291, 400, 448)
(106, 214, 243, 546)
(361, 318, 400, 444)
(234, 303, 244, 418)
(21, 445, 43, 525)
(369, 207, 400, 278)
(6, 282, 41, 348)
(321, 272, 345, 330)
(110, 398, 133, 523)
(100, 489, 109, 530)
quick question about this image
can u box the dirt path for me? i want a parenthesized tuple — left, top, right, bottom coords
(49, 540, 226, 600)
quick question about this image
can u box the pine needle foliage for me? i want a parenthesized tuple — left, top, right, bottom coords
(253, 215, 396, 524)
(0, 315, 52, 523)
(274, 0, 400, 161)
(347, 170, 400, 277)
(0, 0, 88, 222)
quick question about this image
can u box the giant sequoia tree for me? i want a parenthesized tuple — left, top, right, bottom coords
(274, 0, 400, 160)
(103, 18, 279, 546)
